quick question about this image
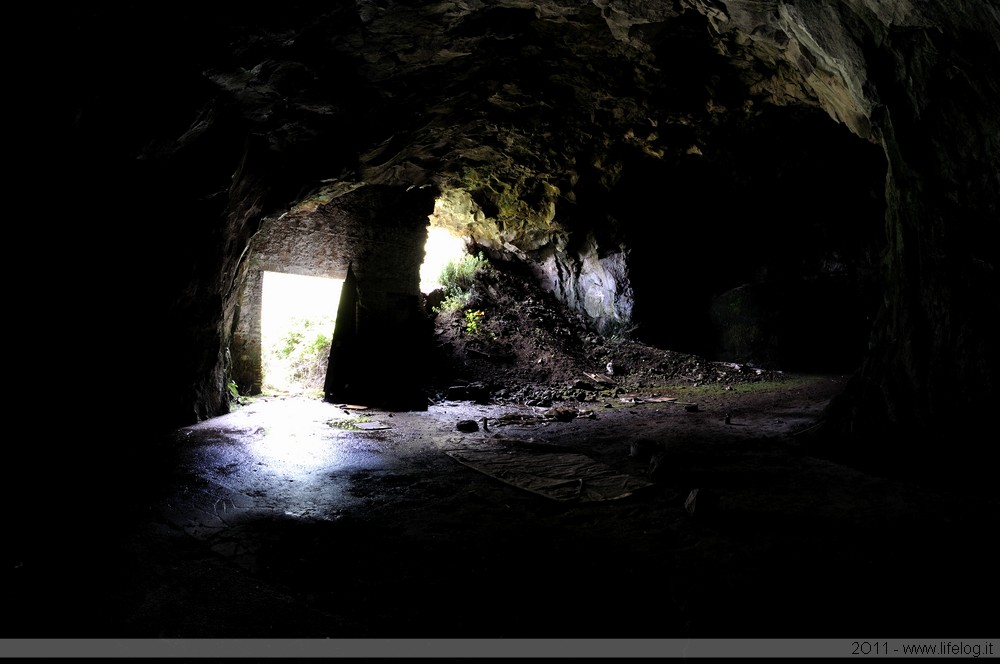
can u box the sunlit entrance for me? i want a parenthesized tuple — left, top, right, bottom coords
(420, 226, 468, 294)
(261, 271, 344, 396)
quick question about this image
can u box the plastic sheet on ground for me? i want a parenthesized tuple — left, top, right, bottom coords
(445, 439, 654, 502)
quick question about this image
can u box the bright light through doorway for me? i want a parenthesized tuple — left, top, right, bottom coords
(420, 227, 468, 293)
(261, 272, 344, 396)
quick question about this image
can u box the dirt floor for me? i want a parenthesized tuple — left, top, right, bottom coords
(6, 261, 997, 641)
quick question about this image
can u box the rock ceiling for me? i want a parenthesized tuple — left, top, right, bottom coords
(170, 0, 891, 246)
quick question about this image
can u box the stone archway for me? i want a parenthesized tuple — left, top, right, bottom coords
(229, 183, 437, 408)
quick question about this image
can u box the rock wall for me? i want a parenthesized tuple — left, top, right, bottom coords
(537, 234, 636, 336)
(599, 0, 1000, 452)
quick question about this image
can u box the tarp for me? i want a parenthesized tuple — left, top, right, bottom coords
(445, 439, 654, 503)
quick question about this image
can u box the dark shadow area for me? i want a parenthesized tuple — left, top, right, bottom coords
(621, 106, 886, 373)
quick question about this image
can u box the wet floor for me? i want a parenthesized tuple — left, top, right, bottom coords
(8, 388, 999, 639)
(152, 396, 552, 575)
(172, 397, 392, 522)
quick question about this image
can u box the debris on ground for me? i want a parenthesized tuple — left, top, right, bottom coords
(427, 260, 787, 408)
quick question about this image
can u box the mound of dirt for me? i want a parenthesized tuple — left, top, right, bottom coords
(424, 258, 786, 406)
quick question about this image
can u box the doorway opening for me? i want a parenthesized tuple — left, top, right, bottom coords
(420, 225, 469, 294)
(261, 271, 344, 396)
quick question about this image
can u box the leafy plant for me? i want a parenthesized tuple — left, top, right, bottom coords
(263, 315, 334, 395)
(464, 309, 485, 334)
(434, 252, 490, 313)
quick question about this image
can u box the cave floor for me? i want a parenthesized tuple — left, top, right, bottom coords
(8, 374, 997, 640)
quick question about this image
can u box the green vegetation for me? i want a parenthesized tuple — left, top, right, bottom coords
(464, 309, 485, 335)
(326, 415, 373, 430)
(434, 251, 490, 312)
(263, 315, 334, 396)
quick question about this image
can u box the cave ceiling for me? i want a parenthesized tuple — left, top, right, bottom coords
(104, 0, 888, 255)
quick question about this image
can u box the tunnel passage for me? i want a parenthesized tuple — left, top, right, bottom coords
(615, 105, 887, 372)
(230, 184, 438, 409)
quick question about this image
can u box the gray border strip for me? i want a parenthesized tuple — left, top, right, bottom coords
(1, 639, 997, 658)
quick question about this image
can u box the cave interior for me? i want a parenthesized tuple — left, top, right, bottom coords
(9, 0, 999, 641)
(49, 1, 993, 453)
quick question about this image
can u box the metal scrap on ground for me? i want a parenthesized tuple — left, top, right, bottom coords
(583, 372, 617, 387)
(354, 421, 391, 430)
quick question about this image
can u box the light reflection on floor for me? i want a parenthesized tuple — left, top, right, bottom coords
(172, 397, 391, 523)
